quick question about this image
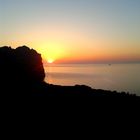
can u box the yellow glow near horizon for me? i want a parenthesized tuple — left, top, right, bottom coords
(47, 58, 54, 64)
(2, 37, 140, 64)
(36, 41, 66, 62)
(4, 27, 140, 64)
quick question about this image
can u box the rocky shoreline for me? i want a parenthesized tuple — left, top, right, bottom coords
(0, 46, 139, 97)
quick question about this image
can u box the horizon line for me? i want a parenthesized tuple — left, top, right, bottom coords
(44, 61, 140, 65)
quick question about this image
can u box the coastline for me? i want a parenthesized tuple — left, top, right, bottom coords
(45, 63, 140, 95)
(31, 82, 138, 97)
(0, 46, 139, 98)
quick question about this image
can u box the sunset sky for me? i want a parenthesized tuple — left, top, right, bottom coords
(0, 0, 140, 63)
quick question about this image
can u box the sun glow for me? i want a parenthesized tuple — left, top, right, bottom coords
(47, 58, 54, 64)
(36, 41, 66, 63)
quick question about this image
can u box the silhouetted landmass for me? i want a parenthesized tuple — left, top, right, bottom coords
(0, 46, 139, 97)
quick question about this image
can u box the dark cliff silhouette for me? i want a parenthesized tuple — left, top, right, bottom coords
(0, 46, 138, 97)
(0, 46, 45, 95)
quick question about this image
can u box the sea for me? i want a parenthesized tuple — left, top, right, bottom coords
(44, 63, 140, 96)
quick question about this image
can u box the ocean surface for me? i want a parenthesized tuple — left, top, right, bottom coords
(44, 64, 140, 95)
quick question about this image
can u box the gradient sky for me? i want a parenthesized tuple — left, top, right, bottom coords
(0, 0, 140, 63)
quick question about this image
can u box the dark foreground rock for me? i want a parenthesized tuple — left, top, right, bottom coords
(0, 46, 139, 97)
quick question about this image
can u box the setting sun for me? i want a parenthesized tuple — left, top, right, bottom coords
(47, 59, 54, 64)
(35, 41, 66, 64)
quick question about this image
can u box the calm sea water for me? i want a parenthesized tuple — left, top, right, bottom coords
(44, 64, 140, 95)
